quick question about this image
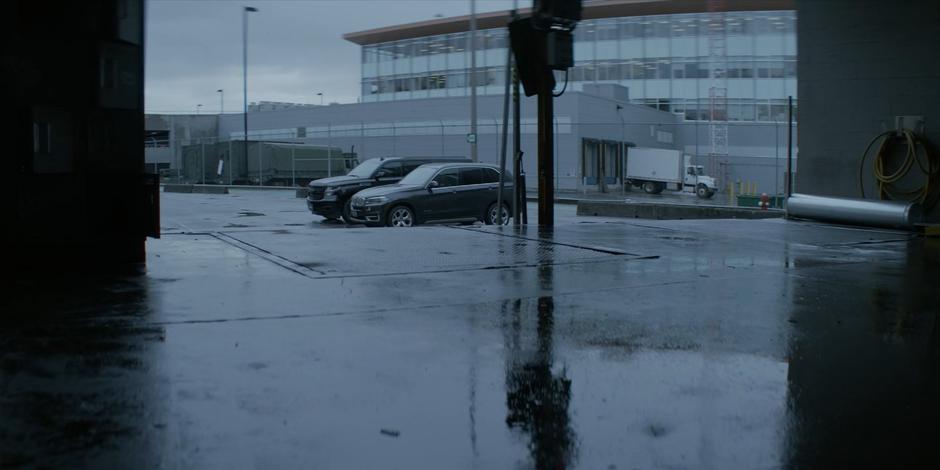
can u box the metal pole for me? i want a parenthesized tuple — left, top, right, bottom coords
(327, 123, 333, 178)
(787, 95, 793, 198)
(258, 141, 263, 186)
(469, 0, 478, 162)
(497, 35, 512, 225)
(774, 119, 779, 198)
(440, 120, 445, 156)
(511, 48, 524, 225)
(201, 140, 205, 184)
(537, 72, 554, 227)
(291, 147, 295, 186)
(218, 89, 223, 114)
(243, 7, 257, 185)
(228, 140, 233, 185)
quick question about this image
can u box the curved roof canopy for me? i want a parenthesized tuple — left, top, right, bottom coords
(343, 0, 794, 45)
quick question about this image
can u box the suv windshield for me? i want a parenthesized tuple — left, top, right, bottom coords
(399, 166, 439, 186)
(347, 158, 385, 178)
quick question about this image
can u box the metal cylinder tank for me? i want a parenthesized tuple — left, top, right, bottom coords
(786, 193, 922, 229)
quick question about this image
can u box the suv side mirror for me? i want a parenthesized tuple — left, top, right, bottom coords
(374, 170, 388, 179)
(427, 180, 439, 191)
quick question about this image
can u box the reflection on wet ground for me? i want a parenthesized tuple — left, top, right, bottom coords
(3, 193, 939, 468)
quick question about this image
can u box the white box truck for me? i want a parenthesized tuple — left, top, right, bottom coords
(624, 147, 718, 198)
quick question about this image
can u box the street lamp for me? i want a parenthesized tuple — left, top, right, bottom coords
(316, 92, 323, 106)
(243, 6, 258, 184)
(196, 104, 202, 115)
(217, 89, 224, 114)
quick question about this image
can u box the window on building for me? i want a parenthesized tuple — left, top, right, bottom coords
(597, 19, 618, 41)
(447, 71, 466, 88)
(582, 64, 596, 82)
(640, 20, 655, 38)
(771, 101, 788, 121)
(448, 33, 466, 53)
(415, 75, 428, 91)
(784, 60, 797, 78)
(757, 100, 771, 121)
(427, 36, 447, 56)
(395, 77, 413, 92)
(413, 38, 429, 57)
(656, 60, 670, 79)
(674, 16, 697, 37)
(394, 41, 409, 59)
(597, 62, 617, 81)
(580, 20, 596, 42)
(619, 18, 639, 39)
(654, 20, 670, 38)
(429, 73, 447, 89)
(378, 43, 395, 61)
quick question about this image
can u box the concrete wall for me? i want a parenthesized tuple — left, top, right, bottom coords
(797, 0, 940, 212)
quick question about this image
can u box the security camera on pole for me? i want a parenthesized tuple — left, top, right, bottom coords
(509, 0, 580, 227)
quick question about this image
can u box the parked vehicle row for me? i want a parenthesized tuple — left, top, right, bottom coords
(306, 157, 514, 227)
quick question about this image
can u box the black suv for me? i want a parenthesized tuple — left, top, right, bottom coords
(306, 156, 469, 223)
(349, 163, 514, 227)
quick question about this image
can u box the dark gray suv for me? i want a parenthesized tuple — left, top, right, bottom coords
(349, 163, 514, 227)
(306, 156, 469, 224)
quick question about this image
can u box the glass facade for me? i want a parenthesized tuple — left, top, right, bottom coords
(359, 11, 797, 121)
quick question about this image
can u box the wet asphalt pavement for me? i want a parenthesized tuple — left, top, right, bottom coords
(2, 189, 939, 469)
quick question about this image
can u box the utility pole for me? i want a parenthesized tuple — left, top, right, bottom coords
(537, 74, 554, 226)
(243, 6, 258, 184)
(469, 0, 478, 162)
(512, 43, 524, 225)
(508, 0, 580, 227)
(511, 2, 525, 226)
(217, 89, 223, 114)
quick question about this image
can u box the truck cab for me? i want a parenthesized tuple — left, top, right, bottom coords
(684, 165, 717, 198)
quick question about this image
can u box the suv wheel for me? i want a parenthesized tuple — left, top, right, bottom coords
(485, 203, 511, 225)
(341, 199, 356, 225)
(387, 205, 415, 227)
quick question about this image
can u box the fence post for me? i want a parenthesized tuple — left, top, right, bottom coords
(201, 139, 206, 185)
(228, 140, 233, 185)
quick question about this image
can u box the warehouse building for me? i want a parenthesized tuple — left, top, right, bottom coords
(148, 0, 798, 194)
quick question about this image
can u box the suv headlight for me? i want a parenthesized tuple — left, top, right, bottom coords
(325, 186, 338, 196)
(364, 196, 389, 206)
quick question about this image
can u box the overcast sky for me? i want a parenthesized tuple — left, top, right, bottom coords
(145, 0, 518, 113)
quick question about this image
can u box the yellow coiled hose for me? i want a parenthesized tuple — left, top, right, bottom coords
(858, 129, 940, 210)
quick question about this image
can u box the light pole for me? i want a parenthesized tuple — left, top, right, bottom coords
(468, 0, 478, 162)
(217, 89, 223, 114)
(196, 104, 202, 115)
(317, 92, 323, 106)
(243, 6, 258, 184)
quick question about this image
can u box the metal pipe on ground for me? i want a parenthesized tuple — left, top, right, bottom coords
(786, 193, 922, 229)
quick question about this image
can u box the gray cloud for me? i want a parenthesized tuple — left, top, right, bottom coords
(146, 0, 517, 113)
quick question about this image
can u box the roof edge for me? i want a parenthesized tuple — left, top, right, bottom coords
(343, 0, 795, 46)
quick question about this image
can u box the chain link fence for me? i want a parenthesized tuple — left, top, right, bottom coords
(149, 119, 796, 200)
